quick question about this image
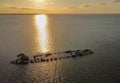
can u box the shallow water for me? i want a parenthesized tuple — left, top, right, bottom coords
(0, 14, 120, 83)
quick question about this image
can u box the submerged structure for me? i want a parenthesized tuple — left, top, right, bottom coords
(10, 49, 94, 65)
(11, 53, 29, 64)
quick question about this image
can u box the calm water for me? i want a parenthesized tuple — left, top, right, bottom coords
(0, 14, 120, 83)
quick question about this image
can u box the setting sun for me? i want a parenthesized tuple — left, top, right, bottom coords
(36, 0, 44, 3)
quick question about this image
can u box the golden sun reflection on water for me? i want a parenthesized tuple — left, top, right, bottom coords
(33, 15, 56, 80)
(35, 14, 49, 53)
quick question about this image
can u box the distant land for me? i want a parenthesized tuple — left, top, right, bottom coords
(0, 13, 120, 15)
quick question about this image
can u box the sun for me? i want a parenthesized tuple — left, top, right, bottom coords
(36, 0, 44, 3)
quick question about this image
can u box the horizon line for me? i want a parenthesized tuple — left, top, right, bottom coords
(0, 13, 120, 15)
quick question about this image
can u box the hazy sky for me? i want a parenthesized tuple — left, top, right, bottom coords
(0, 0, 120, 14)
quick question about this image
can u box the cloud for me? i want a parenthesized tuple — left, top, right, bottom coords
(64, 4, 91, 10)
(99, 0, 120, 5)
(8, 7, 33, 10)
(8, 7, 17, 9)
(82, 4, 90, 8)
(65, 6, 80, 9)
(111, 0, 120, 3)
(63, 0, 120, 10)
(99, 2, 107, 5)
(58, 0, 120, 11)
(98, 0, 120, 6)
(8, 6, 46, 11)
(8, 6, 47, 13)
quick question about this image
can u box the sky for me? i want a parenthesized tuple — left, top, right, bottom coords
(0, 0, 120, 14)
